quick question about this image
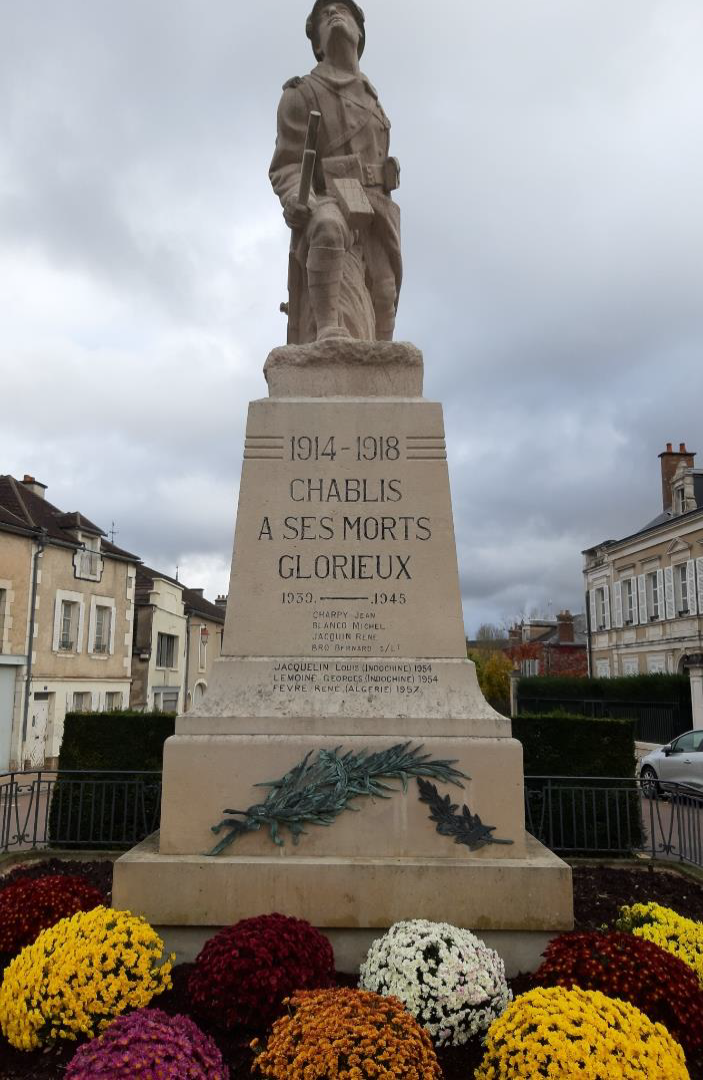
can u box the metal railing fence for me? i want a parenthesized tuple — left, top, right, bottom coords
(0, 770, 162, 853)
(2, 769, 703, 871)
(525, 775, 703, 868)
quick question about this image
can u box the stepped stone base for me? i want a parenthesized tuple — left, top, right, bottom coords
(113, 830, 572, 972)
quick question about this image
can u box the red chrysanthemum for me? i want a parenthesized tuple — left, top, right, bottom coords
(535, 930, 703, 1063)
(188, 913, 335, 1030)
(0, 874, 104, 956)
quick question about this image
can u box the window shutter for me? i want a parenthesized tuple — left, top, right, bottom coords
(613, 581, 623, 628)
(630, 576, 639, 623)
(589, 589, 598, 634)
(688, 560, 699, 617)
(664, 566, 676, 619)
(638, 574, 648, 624)
(697, 558, 703, 616)
(656, 569, 665, 620)
(603, 585, 611, 630)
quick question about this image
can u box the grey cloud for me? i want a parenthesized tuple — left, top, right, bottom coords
(2, 0, 702, 629)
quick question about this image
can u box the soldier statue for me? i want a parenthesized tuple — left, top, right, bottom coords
(270, 1, 402, 344)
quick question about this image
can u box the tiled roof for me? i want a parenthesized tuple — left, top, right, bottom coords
(0, 475, 138, 561)
(135, 564, 225, 623)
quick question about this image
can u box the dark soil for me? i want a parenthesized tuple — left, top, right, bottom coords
(0, 859, 702, 1078)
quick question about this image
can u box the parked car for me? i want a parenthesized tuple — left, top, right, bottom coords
(640, 729, 703, 796)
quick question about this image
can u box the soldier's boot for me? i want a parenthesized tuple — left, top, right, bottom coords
(372, 275, 397, 341)
(307, 245, 350, 341)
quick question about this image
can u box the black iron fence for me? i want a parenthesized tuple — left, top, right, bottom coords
(525, 775, 703, 868)
(0, 771, 162, 852)
(2, 769, 703, 872)
(517, 696, 687, 745)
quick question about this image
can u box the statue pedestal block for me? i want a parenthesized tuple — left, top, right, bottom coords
(114, 342, 573, 970)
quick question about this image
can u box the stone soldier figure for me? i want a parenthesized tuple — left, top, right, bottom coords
(270, 1, 402, 344)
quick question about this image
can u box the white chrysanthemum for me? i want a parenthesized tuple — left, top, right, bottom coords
(359, 919, 511, 1046)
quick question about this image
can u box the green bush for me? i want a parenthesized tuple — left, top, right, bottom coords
(513, 711, 636, 778)
(518, 673, 691, 706)
(48, 712, 175, 849)
(515, 711, 641, 855)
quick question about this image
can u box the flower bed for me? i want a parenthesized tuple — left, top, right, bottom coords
(617, 902, 703, 984)
(253, 986, 442, 1079)
(0, 906, 172, 1050)
(188, 913, 335, 1030)
(360, 919, 510, 1045)
(0, 875, 104, 957)
(476, 985, 689, 1079)
(2, 861, 703, 1078)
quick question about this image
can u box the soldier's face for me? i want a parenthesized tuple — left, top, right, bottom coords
(316, 3, 360, 55)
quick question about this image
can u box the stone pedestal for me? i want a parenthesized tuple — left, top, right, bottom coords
(114, 342, 573, 967)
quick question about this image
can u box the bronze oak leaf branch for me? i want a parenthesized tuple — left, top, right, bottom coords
(416, 778, 514, 851)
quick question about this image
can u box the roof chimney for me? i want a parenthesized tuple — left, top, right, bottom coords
(215, 594, 228, 612)
(190, 588, 204, 598)
(659, 443, 695, 512)
(20, 475, 47, 500)
(557, 610, 574, 644)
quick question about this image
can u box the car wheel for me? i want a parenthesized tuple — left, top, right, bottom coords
(641, 766, 660, 799)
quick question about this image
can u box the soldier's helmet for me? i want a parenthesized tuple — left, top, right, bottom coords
(306, 1, 366, 61)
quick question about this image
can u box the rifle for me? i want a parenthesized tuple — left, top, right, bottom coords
(297, 110, 321, 209)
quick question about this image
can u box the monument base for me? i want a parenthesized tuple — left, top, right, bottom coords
(113, 830, 572, 975)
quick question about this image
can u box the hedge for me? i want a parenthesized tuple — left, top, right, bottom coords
(513, 711, 636, 778)
(515, 711, 642, 855)
(48, 712, 175, 849)
(518, 673, 691, 705)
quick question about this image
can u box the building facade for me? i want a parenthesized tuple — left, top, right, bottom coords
(0, 475, 138, 769)
(508, 612, 588, 677)
(130, 567, 225, 713)
(583, 444, 703, 679)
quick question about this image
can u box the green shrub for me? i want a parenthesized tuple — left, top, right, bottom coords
(513, 711, 635, 778)
(48, 712, 174, 849)
(518, 673, 691, 706)
(515, 711, 641, 855)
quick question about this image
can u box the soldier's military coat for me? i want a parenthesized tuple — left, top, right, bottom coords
(270, 62, 402, 343)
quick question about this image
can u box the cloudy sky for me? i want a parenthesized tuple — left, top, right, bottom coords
(2, 1, 702, 634)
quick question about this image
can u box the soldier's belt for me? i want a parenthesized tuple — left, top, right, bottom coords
(321, 154, 400, 193)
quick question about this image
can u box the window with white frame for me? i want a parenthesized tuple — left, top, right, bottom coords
(53, 591, 85, 653)
(156, 633, 177, 669)
(520, 659, 539, 676)
(59, 601, 79, 651)
(647, 655, 666, 674)
(154, 688, 179, 712)
(646, 572, 661, 620)
(93, 605, 112, 654)
(72, 691, 92, 712)
(198, 628, 207, 671)
(623, 578, 637, 624)
(105, 691, 122, 710)
(622, 657, 639, 676)
(675, 564, 690, 615)
(595, 659, 611, 677)
(594, 586, 610, 631)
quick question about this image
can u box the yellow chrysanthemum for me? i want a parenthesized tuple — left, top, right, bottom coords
(476, 986, 688, 1079)
(616, 902, 703, 985)
(0, 906, 172, 1051)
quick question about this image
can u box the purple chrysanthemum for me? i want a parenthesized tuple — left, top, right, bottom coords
(65, 1008, 228, 1079)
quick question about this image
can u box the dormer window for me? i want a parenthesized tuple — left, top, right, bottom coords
(676, 486, 686, 515)
(73, 534, 103, 581)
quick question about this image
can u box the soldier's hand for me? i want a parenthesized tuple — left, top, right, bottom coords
(283, 195, 316, 230)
